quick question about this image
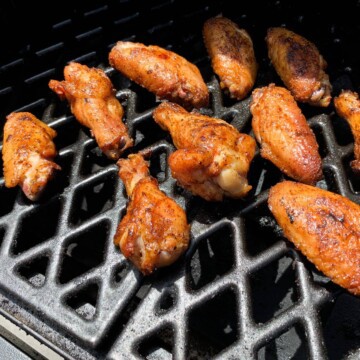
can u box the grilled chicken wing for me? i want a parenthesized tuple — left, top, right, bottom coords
(203, 16, 258, 100)
(49, 62, 133, 160)
(250, 84, 323, 185)
(268, 181, 360, 296)
(108, 41, 209, 110)
(334, 89, 360, 173)
(114, 153, 190, 275)
(2, 112, 61, 201)
(266, 27, 332, 107)
(153, 101, 256, 201)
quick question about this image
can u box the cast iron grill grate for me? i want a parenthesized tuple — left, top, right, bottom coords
(0, 1, 360, 359)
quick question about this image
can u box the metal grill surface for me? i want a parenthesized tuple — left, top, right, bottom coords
(0, 1, 360, 359)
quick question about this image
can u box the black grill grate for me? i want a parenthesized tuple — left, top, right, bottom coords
(1, 1, 360, 359)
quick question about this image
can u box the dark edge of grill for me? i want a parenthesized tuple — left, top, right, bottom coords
(1, 1, 360, 359)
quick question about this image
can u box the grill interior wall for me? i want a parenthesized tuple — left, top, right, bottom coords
(0, 1, 360, 359)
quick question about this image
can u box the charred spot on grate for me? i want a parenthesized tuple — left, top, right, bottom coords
(323, 293, 360, 360)
(58, 221, 109, 284)
(65, 282, 99, 321)
(69, 172, 118, 226)
(136, 325, 174, 360)
(111, 261, 129, 286)
(155, 285, 177, 315)
(187, 287, 239, 358)
(11, 198, 62, 255)
(187, 224, 235, 291)
(16, 255, 49, 288)
(257, 323, 309, 360)
(249, 253, 299, 324)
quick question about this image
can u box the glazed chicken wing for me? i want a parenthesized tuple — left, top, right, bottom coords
(108, 41, 209, 110)
(114, 153, 190, 275)
(49, 62, 133, 160)
(334, 89, 360, 173)
(250, 84, 323, 185)
(203, 16, 258, 100)
(152, 101, 256, 201)
(2, 112, 61, 201)
(266, 27, 332, 107)
(268, 181, 360, 296)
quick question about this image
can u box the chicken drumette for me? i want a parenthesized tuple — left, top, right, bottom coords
(49, 62, 133, 160)
(2, 112, 61, 201)
(152, 101, 256, 201)
(203, 16, 258, 100)
(266, 27, 332, 107)
(268, 181, 360, 296)
(114, 153, 190, 275)
(334, 89, 360, 173)
(108, 41, 209, 110)
(250, 84, 323, 185)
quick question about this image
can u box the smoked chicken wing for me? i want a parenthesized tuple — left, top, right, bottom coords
(152, 101, 256, 201)
(49, 62, 133, 160)
(2, 112, 61, 201)
(108, 41, 209, 110)
(250, 84, 323, 185)
(203, 16, 258, 100)
(266, 27, 332, 107)
(114, 153, 190, 275)
(268, 181, 360, 296)
(334, 89, 360, 173)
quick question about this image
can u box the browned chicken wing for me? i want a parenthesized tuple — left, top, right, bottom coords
(334, 89, 360, 173)
(108, 41, 209, 110)
(250, 84, 323, 185)
(266, 27, 332, 107)
(268, 181, 360, 296)
(203, 16, 258, 100)
(114, 153, 190, 275)
(2, 112, 61, 201)
(49, 62, 133, 160)
(152, 101, 256, 201)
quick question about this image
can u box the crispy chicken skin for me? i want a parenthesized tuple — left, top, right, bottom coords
(250, 84, 323, 185)
(203, 16, 258, 100)
(2, 112, 61, 201)
(108, 41, 209, 110)
(48, 62, 133, 160)
(266, 27, 332, 107)
(268, 181, 360, 296)
(334, 90, 360, 173)
(153, 101, 256, 201)
(114, 154, 190, 275)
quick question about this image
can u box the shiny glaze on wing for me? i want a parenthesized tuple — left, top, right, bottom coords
(2, 112, 61, 201)
(268, 181, 360, 296)
(266, 27, 331, 107)
(108, 41, 209, 110)
(114, 153, 190, 275)
(203, 16, 258, 100)
(153, 101, 256, 201)
(250, 84, 323, 185)
(334, 89, 360, 173)
(49, 62, 133, 160)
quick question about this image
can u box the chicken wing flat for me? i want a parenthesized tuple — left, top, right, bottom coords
(334, 89, 360, 173)
(250, 84, 323, 185)
(152, 101, 256, 201)
(268, 181, 360, 296)
(108, 41, 209, 110)
(203, 16, 258, 100)
(114, 153, 190, 275)
(49, 62, 133, 160)
(266, 27, 332, 107)
(2, 112, 61, 201)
